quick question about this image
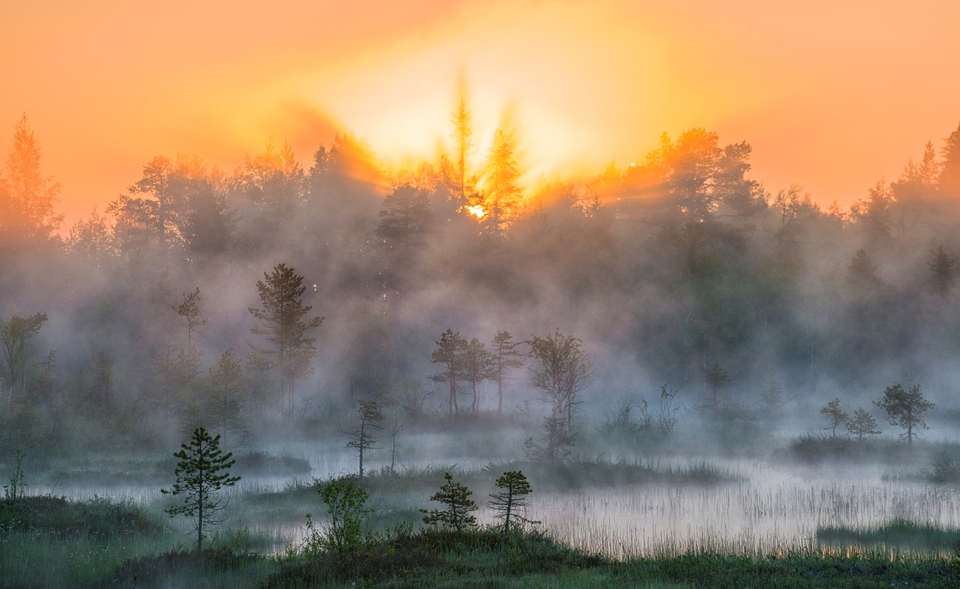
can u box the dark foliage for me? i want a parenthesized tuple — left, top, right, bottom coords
(0, 495, 164, 539)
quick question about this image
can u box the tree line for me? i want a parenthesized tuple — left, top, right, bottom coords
(3, 102, 960, 452)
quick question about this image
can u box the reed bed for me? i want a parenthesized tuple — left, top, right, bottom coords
(532, 465, 960, 558)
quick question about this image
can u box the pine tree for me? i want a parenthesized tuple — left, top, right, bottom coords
(161, 427, 240, 557)
(205, 349, 246, 439)
(0, 115, 63, 252)
(430, 329, 467, 417)
(479, 128, 522, 239)
(488, 471, 538, 534)
(174, 287, 207, 348)
(249, 263, 323, 412)
(346, 398, 384, 477)
(703, 362, 729, 409)
(820, 398, 849, 438)
(846, 407, 881, 441)
(938, 121, 960, 198)
(928, 246, 957, 296)
(490, 330, 523, 415)
(451, 93, 474, 209)
(875, 384, 934, 445)
(461, 338, 493, 413)
(421, 472, 477, 533)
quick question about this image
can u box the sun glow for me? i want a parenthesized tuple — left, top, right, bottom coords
(4, 0, 960, 224)
(466, 205, 486, 220)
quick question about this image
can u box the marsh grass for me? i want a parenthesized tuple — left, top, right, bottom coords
(264, 528, 957, 589)
(482, 459, 733, 490)
(817, 518, 960, 552)
(5, 442, 960, 588)
(780, 436, 960, 468)
(0, 495, 170, 587)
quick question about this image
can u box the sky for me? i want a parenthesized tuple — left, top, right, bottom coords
(3, 0, 960, 226)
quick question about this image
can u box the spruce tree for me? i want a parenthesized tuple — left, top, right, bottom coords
(249, 263, 323, 412)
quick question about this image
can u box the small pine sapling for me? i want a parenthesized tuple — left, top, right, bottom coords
(846, 407, 881, 441)
(488, 470, 539, 534)
(820, 398, 848, 438)
(421, 472, 477, 533)
(162, 427, 240, 557)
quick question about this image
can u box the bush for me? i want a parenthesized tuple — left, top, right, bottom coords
(302, 477, 371, 557)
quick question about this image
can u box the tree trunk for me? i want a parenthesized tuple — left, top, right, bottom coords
(197, 478, 204, 558)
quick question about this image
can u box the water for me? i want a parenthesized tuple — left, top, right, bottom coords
(28, 454, 960, 559)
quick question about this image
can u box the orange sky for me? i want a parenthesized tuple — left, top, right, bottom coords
(3, 0, 960, 226)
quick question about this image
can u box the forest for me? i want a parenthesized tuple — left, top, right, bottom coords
(2, 107, 960, 452)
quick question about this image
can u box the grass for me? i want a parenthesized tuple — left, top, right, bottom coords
(0, 495, 164, 539)
(778, 435, 960, 468)
(0, 495, 279, 589)
(262, 529, 959, 588)
(480, 459, 732, 490)
(0, 495, 171, 588)
(817, 518, 960, 552)
(1, 493, 959, 589)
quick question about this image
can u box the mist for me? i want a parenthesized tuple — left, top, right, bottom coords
(3, 103, 960, 585)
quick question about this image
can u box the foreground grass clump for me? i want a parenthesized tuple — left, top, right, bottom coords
(0, 495, 278, 589)
(264, 528, 606, 588)
(105, 546, 274, 589)
(0, 495, 164, 539)
(263, 526, 959, 589)
(621, 551, 958, 589)
(0, 496, 170, 588)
